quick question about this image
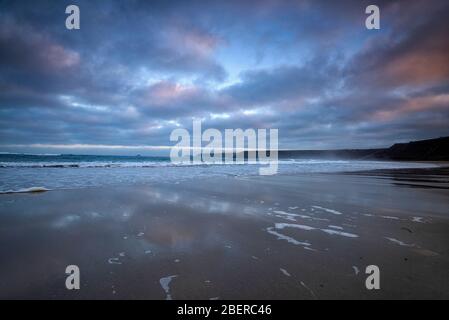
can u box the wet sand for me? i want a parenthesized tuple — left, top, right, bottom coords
(0, 169, 448, 299)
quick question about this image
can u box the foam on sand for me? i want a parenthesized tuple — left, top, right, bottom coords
(311, 206, 343, 215)
(0, 187, 50, 194)
(275, 223, 359, 238)
(108, 258, 122, 265)
(273, 210, 298, 216)
(272, 210, 329, 222)
(273, 210, 299, 222)
(276, 223, 315, 231)
(280, 268, 291, 277)
(159, 275, 178, 300)
(385, 237, 416, 247)
(299, 281, 317, 299)
(328, 225, 343, 230)
(381, 215, 400, 220)
(352, 266, 360, 275)
(321, 229, 359, 238)
(266, 227, 312, 248)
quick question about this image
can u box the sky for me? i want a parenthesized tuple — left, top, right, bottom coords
(0, 0, 448, 155)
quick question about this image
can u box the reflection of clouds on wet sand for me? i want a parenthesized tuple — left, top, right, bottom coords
(264, 202, 438, 261)
(0, 171, 448, 299)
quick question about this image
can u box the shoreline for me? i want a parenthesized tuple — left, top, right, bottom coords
(0, 161, 448, 196)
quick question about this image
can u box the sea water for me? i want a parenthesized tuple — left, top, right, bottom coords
(0, 153, 437, 193)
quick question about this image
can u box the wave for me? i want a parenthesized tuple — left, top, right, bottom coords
(0, 160, 280, 169)
(0, 187, 51, 194)
(0, 160, 439, 194)
(0, 161, 166, 168)
(0, 152, 61, 156)
(0, 159, 438, 169)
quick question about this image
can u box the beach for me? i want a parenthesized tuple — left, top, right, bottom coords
(0, 166, 448, 299)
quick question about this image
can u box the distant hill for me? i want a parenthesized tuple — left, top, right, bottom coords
(377, 136, 449, 161)
(278, 148, 383, 160)
(279, 136, 449, 161)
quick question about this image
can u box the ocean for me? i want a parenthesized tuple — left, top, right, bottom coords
(0, 153, 437, 193)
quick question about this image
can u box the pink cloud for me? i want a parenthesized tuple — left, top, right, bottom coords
(164, 25, 222, 58)
(0, 19, 80, 72)
(385, 51, 449, 86)
(372, 94, 449, 122)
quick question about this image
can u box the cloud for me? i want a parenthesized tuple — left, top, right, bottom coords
(223, 55, 341, 109)
(0, 19, 79, 72)
(346, 1, 449, 90)
(0, 0, 448, 151)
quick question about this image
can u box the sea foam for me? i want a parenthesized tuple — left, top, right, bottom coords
(0, 187, 50, 194)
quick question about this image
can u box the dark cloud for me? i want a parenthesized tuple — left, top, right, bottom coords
(223, 54, 342, 108)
